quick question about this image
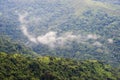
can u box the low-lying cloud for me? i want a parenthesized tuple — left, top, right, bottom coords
(18, 13, 78, 47)
(18, 12, 111, 48)
(107, 38, 113, 44)
(18, 13, 38, 43)
(92, 41, 102, 47)
(87, 34, 99, 40)
(37, 31, 77, 47)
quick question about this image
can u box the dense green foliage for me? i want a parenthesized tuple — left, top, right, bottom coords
(0, 52, 120, 80)
(0, 0, 120, 67)
(0, 36, 36, 55)
(0, 1, 120, 80)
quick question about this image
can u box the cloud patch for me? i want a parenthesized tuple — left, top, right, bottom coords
(18, 13, 78, 47)
(18, 12, 104, 48)
(108, 38, 113, 43)
(93, 41, 102, 47)
(87, 34, 99, 40)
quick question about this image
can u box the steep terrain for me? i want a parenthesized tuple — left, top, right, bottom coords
(0, 36, 36, 55)
(0, 0, 120, 66)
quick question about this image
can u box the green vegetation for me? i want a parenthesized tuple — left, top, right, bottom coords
(32, 11, 120, 67)
(0, 0, 120, 79)
(0, 36, 37, 56)
(0, 0, 120, 67)
(0, 52, 120, 80)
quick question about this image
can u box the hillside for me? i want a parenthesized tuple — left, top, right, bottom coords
(0, 0, 120, 66)
(0, 52, 120, 80)
(0, 36, 36, 56)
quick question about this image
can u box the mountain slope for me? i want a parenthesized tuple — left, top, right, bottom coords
(0, 0, 120, 66)
(0, 35, 36, 55)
